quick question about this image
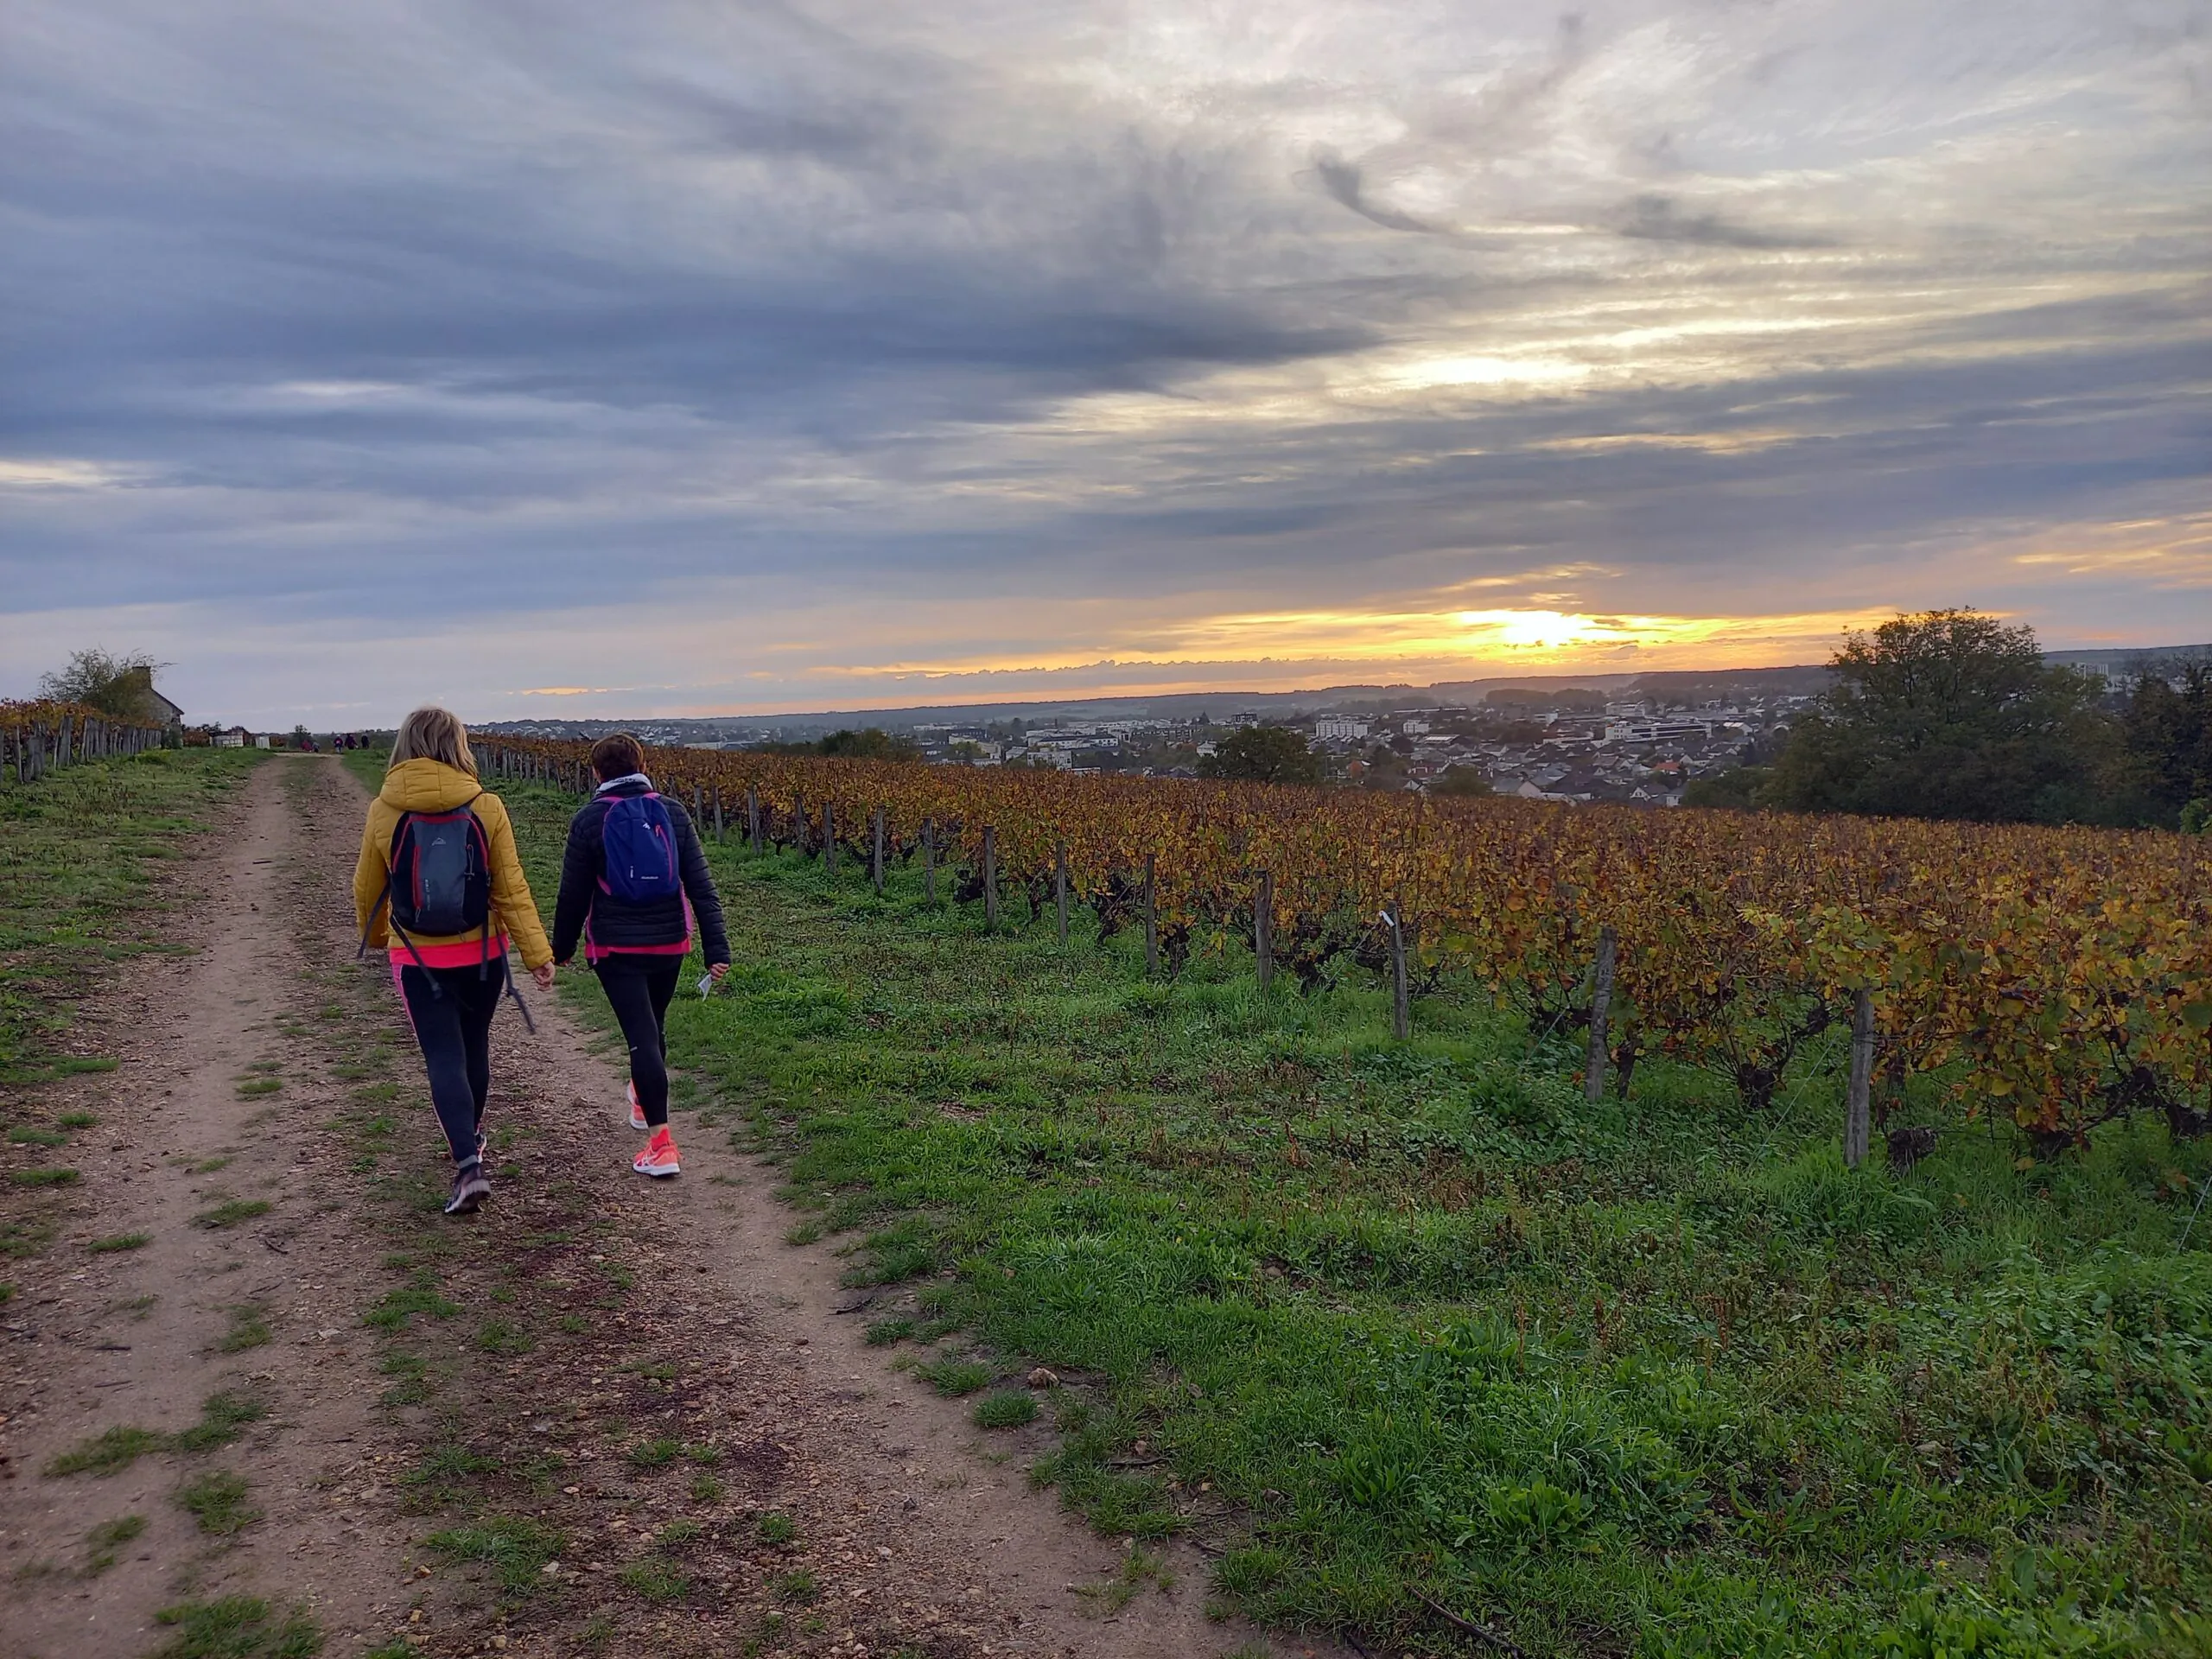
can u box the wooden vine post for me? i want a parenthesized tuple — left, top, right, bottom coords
(712, 786, 725, 842)
(982, 826, 999, 929)
(870, 808, 885, 896)
(1054, 839, 1070, 944)
(1387, 901, 1410, 1041)
(746, 786, 760, 854)
(1586, 925, 1618, 1103)
(1255, 869, 1274, 992)
(823, 801, 837, 874)
(1845, 988, 1875, 1169)
(1143, 854, 1159, 976)
(923, 817, 937, 902)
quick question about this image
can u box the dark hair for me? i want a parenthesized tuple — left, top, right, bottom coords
(589, 732, 645, 781)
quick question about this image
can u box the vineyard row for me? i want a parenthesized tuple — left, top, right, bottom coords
(2, 699, 174, 783)
(478, 738, 2212, 1153)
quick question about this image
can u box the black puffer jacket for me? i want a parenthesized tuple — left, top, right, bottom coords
(550, 779, 731, 967)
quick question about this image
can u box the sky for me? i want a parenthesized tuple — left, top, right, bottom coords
(3, 0, 2208, 727)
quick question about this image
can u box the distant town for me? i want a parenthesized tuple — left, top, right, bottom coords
(471, 666, 1836, 807)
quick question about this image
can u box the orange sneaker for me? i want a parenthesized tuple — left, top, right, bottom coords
(632, 1126, 679, 1179)
(626, 1080, 646, 1131)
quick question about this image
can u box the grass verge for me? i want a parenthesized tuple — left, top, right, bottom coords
(491, 773, 2212, 1656)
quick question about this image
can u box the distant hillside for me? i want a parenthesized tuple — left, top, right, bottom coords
(474, 645, 2211, 736)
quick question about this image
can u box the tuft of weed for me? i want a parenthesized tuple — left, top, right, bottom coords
(617, 1557, 690, 1602)
(655, 1518, 706, 1551)
(915, 1358, 994, 1397)
(756, 1512, 797, 1546)
(626, 1436, 681, 1469)
(88, 1232, 152, 1253)
(971, 1391, 1039, 1429)
(218, 1305, 272, 1352)
(174, 1391, 266, 1454)
(83, 1512, 147, 1573)
(175, 1470, 259, 1535)
(770, 1567, 819, 1605)
(364, 1285, 460, 1329)
(398, 1443, 499, 1508)
(423, 1516, 564, 1595)
(191, 1199, 270, 1229)
(45, 1425, 168, 1477)
(10, 1166, 80, 1187)
(476, 1318, 536, 1356)
(150, 1595, 321, 1659)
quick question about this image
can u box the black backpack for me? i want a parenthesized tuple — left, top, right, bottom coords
(358, 798, 493, 974)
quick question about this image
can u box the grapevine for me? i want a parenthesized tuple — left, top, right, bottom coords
(478, 738, 2212, 1146)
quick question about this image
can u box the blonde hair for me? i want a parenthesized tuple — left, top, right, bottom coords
(388, 706, 478, 776)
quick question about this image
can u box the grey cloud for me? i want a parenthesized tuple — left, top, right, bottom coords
(1312, 151, 1438, 234)
(2, 0, 2206, 711)
(1612, 193, 1832, 249)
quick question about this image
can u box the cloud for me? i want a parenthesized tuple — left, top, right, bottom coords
(1611, 193, 1830, 250)
(1313, 151, 1438, 234)
(1, 0, 2206, 719)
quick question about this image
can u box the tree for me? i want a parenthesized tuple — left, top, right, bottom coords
(1431, 765, 1493, 797)
(38, 648, 171, 721)
(2120, 660, 2212, 828)
(768, 727, 919, 761)
(1681, 766, 1773, 810)
(1764, 609, 2117, 823)
(1198, 726, 1322, 785)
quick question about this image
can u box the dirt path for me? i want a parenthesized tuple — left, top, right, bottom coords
(3, 756, 1340, 1659)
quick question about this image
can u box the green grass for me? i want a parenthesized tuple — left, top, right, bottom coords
(45, 1424, 168, 1477)
(150, 1595, 321, 1658)
(399, 1442, 499, 1508)
(423, 1516, 564, 1595)
(83, 1511, 147, 1573)
(689, 1473, 726, 1503)
(10, 1166, 79, 1187)
(175, 1470, 260, 1535)
(234, 1077, 283, 1097)
(364, 1281, 461, 1329)
(756, 1511, 797, 1546)
(174, 1390, 266, 1453)
(56, 1108, 100, 1127)
(7, 1125, 67, 1147)
(88, 1231, 151, 1253)
(191, 1199, 270, 1229)
(770, 1567, 819, 1605)
(618, 1556, 690, 1602)
(915, 1358, 993, 1397)
(218, 1303, 271, 1352)
(485, 774, 2212, 1658)
(476, 1317, 536, 1355)
(972, 1390, 1039, 1429)
(0, 747, 264, 1080)
(626, 1436, 680, 1469)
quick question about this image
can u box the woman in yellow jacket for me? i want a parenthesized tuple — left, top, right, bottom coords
(354, 707, 555, 1215)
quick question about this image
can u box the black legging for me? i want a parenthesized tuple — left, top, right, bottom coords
(595, 957, 681, 1128)
(398, 963, 507, 1166)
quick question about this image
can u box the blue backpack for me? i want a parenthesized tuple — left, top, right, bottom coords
(601, 792, 679, 902)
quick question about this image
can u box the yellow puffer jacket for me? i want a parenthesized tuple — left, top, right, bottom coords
(353, 760, 553, 970)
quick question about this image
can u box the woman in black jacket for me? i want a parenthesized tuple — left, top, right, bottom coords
(551, 732, 731, 1177)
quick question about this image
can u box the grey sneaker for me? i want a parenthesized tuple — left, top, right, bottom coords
(445, 1161, 492, 1216)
